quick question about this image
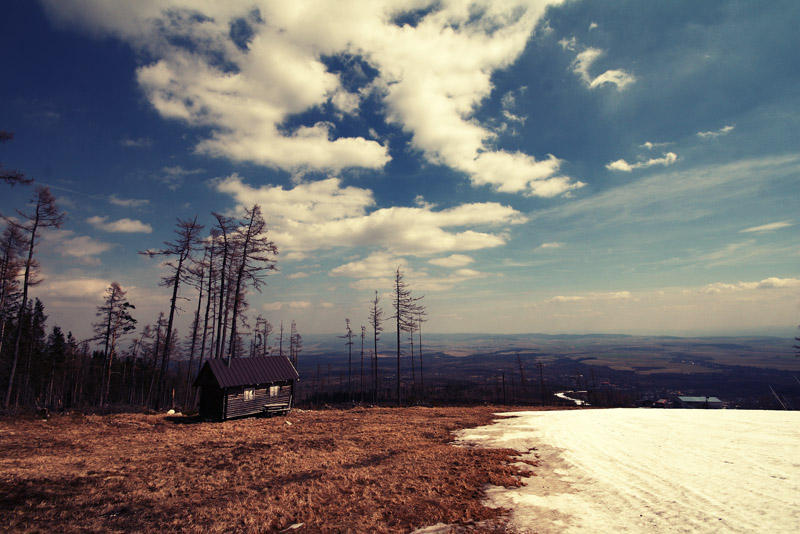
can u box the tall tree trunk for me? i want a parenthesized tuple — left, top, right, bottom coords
(4, 211, 39, 408)
(155, 254, 184, 411)
(395, 284, 401, 406)
(214, 232, 228, 359)
(227, 212, 256, 362)
(184, 265, 205, 407)
(147, 318, 163, 408)
(193, 250, 214, 406)
(418, 323, 424, 394)
(99, 289, 118, 406)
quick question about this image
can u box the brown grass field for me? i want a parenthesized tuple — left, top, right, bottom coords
(0, 406, 542, 533)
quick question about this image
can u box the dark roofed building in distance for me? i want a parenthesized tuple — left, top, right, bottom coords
(675, 395, 724, 409)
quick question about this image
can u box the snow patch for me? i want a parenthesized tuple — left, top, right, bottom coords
(456, 409, 800, 533)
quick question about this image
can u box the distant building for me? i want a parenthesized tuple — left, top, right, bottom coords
(675, 395, 723, 409)
(194, 356, 299, 420)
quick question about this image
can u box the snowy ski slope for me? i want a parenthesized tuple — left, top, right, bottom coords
(457, 409, 799, 533)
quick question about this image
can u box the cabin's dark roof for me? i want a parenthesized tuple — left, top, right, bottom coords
(197, 356, 299, 388)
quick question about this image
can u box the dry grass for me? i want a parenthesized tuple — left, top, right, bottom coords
(0, 406, 539, 533)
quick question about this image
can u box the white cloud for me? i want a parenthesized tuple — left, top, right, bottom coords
(216, 174, 526, 256)
(546, 295, 585, 303)
(588, 69, 635, 89)
(87, 215, 153, 234)
(740, 221, 793, 233)
(120, 136, 152, 148)
(606, 152, 677, 172)
(109, 194, 149, 208)
(571, 47, 635, 90)
(546, 291, 631, 303)
(38, 277, 111, 299)
(697, 125, 735, 138)
(588, 22, 598, 31)
(287, 272, 310, 279)
(701, 277, 800, 294)
(640, 141, 671, 150)
(558, 36, 577, 51)
(429, 254, 474, 268)
(331, 251, 486, 292)
(41, 229, 113, 265)
(538, 242, 563, 249)
(330, 252, 407, 278)
(262, 300, 312, 311)
(157, 165, 204, 190)
(43, 0, 580, 196)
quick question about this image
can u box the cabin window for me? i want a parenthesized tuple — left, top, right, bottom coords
(244, 388, 255, 401)
(269, 385, 280, 397)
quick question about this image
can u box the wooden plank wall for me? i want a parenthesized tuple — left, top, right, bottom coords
(224, 384, 293, 419)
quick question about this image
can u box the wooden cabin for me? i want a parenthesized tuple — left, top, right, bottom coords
(193, 356, 299, 420)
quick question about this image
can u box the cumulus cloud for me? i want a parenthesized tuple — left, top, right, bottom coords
(700, 277, 800, 294)
(740, 221, 793, 233)
(42, 0, 581, 196)
(330, 252, 407, 279)
(558, 36, 577, 51)
(606, 152, 677, 172)
(38, 277, 111, 299)
(537, 242, 563, 249)
(109, 194, 149, 208)
(546, 291, 631, 303)
(640, 141, 671, 150)
(41, 229, 113, 265)
(262, 300, 312, 311)
(87, 215, 153, 233)
(216, 174, 526, 256)
(697, 125, 735, 138)
(330, 251, 486, 292)
(546, 295, 584, 303)
(286, 272, 310, 279)
(571, 47, 635, 90)
(429, 254, 474, 268)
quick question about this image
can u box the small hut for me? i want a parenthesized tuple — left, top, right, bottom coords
(194, 356, 299, 420)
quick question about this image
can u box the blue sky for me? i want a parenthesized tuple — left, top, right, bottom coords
(1, 0, 798, 338)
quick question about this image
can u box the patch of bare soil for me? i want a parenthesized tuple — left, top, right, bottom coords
(0, 406, 538, 532)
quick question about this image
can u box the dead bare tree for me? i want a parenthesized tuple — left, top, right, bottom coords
(360, 325, 366, 401)
(0, 131, 33, 186)
(93, 282, 136, 406)
(211, 213, 233, 359)
(416, 303, 427, 394)
(194, 239, 215, 389)
(279, 321, 284, 357)
(0, 224, 24, 358)
(289, 321, 302, 366)
(254, 314, 273, 357)
(391, 267, 422, 405)
(140, 216, 203, 410)
(3, 186, 63, 408)
(368, 290, 383, 402)
(183, 246, 208, 407)
(340, 318, 354, 400)
(226, 204, 277, 362)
